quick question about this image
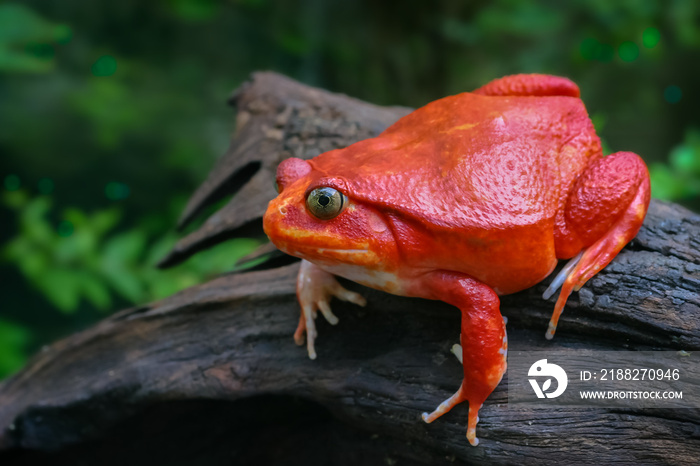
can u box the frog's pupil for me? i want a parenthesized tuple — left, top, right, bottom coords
(318, 195, 330, 206)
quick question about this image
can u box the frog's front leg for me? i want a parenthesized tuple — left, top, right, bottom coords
(295, 259, 367, 359)
(420, 273, 507, 446)
(549, 151, 650, 339)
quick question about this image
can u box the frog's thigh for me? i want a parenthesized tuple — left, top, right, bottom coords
(548, 151, 650, 338)
(421, 273, 507, 446)
(562, 151, 649, 250)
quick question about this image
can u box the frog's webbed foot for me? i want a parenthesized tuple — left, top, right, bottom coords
(548, 151, 650, 339)
(295, 259, 367, 359)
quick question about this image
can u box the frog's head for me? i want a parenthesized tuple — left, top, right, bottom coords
(263, 157, 398, 270)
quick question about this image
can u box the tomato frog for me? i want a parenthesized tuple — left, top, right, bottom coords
(262, 74, 650, 446)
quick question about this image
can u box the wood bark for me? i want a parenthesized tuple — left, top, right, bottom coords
(1, 72, 699, 466)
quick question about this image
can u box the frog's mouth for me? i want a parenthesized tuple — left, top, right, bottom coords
(316, 248, 369, 255)
(299, 246, 376, 265)
(265, 230, 375, 263)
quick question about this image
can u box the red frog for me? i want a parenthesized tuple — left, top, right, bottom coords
(263, 74, 650, 445)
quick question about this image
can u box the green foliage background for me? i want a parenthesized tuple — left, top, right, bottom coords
(1, 0, 699, 379)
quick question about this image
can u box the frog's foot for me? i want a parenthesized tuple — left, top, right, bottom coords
(422, 382, 484, 445)
(421, 380, 492, 447)
(421, 273, 508, 446)
(548, 151, 650, 339)
(295, 259, 367, 359)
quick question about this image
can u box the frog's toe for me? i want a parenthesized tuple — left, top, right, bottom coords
(293, 314, 306, 346)
(293, 311, 318, 359)
(421, 387, 466, 424)
(330, 285, 367, 308)
(545, 321, 557, 340)
(317, 300, 339, 325)
(300, 303, 318, 359)
(307, 340, 317, 360)
(542, 251, 583, 301)
(451, 344, 463, 364)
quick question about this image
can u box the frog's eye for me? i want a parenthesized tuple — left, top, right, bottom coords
(306, 187, 347, 220)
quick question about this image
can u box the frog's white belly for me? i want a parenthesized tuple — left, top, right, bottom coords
(317, 262, 405, 296)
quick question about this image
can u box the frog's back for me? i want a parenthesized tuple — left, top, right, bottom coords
(311, 91, 601, 232)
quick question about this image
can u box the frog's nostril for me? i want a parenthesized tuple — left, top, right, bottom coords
(279, 206, 288, 215)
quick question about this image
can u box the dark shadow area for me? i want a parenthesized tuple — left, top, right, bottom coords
(1, 395, 441, 466)
(177, 161, 262, 231)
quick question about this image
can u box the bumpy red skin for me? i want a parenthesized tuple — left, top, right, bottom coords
(263, 74, 650, 445)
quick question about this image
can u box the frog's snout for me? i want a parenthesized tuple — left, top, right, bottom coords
(262, 197, 285, 240)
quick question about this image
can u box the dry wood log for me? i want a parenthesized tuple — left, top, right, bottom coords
(1, 72, 699, 466)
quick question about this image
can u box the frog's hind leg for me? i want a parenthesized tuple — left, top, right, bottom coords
(548, 151, 650, 339)
(421, 273, 507, 446)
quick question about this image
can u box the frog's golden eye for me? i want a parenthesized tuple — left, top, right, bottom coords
(306, 187, 347, 220)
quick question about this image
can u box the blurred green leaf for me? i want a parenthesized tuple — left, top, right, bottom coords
(0, 319, 31, 378)
(80, 272, 112, 310)
(20, 196, 53, 246)
(13, 242, 49, 280)
(2, 190, 28, 209)
(650, 162, 682, 200)
(35, 269, 82, 313)
(669, 129, 700, 174)
(103, 266, 145, 303)
(2, 189, 260, 317)
(90, 208, 122, 236)
(102, 230, 144, 266)
(0, 3, 68, 73)
(670, 0, 700, 47)
(651, 128, 700, 205)
(69, 76, 147, 148)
